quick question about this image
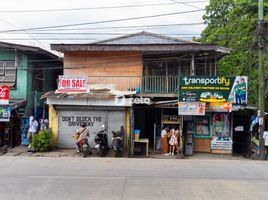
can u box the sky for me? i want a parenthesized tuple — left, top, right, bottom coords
(0, 0, 209, 51)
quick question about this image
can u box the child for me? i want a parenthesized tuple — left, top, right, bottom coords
(169, 129, 177, 155)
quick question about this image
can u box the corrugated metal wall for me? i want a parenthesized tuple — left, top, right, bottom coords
(57, 108, 126, 148)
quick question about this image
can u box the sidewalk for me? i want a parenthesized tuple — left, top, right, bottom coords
(1, 145, 248, 160)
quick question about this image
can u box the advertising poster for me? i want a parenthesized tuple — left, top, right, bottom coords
(0, 85, 9, 105)
(0, 106, 11, 122)
(179, 76, 248, 105)
(56, 75, 88, 93)
(209, 102, 232, 112)
(178, 102, 206, 116)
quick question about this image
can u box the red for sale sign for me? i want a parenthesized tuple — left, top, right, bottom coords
(55, 75, 88, 93)
(0, 86, 9, 105)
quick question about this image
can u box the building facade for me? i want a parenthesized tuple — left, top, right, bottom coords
(48, 31, 250, 156)
(0, 42, 62, 147)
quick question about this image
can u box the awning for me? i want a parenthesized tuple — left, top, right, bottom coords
(8, 100, 26, 110)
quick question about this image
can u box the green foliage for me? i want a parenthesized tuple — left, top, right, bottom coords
(201, 0, 268, 106)
(32, 129, 53, 152)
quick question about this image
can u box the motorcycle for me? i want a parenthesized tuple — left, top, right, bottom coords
(74, 130, 91, 158)
(94, 124, 108, 157)
(78, 138, 91, 157)
(112, 126, 125, 157)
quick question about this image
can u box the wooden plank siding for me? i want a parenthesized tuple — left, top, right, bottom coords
(64, 51, 143, 91)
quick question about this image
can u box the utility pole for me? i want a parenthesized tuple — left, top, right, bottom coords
(257, 0, 265, 160)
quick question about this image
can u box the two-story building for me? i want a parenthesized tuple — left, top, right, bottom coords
(47, 31, 250, 156)
(0, 42, 62, 147)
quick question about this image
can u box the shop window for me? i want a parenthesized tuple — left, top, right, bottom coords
(194, 115, 211, 138)
(212, 113, 230, 139)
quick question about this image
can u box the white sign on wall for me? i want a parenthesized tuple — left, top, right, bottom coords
(56, 75, 88, 93)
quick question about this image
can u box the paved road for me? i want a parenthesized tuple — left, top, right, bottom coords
(0, 157, 267, 200)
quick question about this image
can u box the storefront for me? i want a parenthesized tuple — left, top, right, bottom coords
(46, 92, 132, 149)
(178, 76, 248, 155)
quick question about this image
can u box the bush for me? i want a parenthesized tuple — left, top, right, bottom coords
(32, 129, 53, 152)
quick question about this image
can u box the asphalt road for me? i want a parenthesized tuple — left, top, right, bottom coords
(0, 157, 267, 200)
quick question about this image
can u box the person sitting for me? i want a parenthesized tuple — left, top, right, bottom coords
(74, 122, 89, 152)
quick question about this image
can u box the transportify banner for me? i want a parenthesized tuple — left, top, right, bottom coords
(0, 86, 9, 105)
(179, 76, 248, 105)
(56, 75, 88, 93)
(0, 106, 11, 122)
(178, 102, 206, 116)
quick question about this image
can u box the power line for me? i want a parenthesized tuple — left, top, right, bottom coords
(1, 32, 201, 35)
(5, 22, 205, 32)
(170, 0, 203, 9)
(0, 1, 208, 13)
(0, 9, 205, 33)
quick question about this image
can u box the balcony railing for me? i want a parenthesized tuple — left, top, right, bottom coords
(88, 76, 179, 94)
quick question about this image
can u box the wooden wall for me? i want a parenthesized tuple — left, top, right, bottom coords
(193, 138, 211, 153)
(64, 51, 142, 76)
(64, 51, 143, 91)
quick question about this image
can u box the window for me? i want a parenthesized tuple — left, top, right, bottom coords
(194, 115, 212, 138)
(0, 61, 16, 86)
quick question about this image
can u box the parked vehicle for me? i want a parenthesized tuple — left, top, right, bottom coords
(94, 124, 109, 157)
(112, 126, 125, 157)
(78, 138, 91, 157)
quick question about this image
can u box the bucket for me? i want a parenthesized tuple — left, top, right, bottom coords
(134, 129, 140, 140)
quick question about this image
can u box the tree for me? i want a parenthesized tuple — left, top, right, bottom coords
(201, 0, 268, 106)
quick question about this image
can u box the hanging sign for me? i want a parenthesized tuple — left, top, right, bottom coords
(209, 102, 232, 112)
(56, 75, 88, 93)
(0, 86, 9, 105)
(179, 76, 248, 105)
(0, 106, 11, 122)
(178, 102, 206, 116)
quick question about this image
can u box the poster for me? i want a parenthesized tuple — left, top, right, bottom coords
(178, 102, 206, 116)
(56, 75, 88, 93)
(179, 76, 248, 105)
(0, 85, 9, 105)
(209, 102, 232, 112)
(0, 106, 11, 122)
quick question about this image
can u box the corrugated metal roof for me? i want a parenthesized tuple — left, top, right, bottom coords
(93, 31, 197, 45)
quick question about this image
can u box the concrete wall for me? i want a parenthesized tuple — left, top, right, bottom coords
(49, 105, 58, 146)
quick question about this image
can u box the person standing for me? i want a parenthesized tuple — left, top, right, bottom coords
(169, 129, 177, 155)
(263, 131, 268, 159)
(27, 116, 39, 149)
(161, 127, 168, 156)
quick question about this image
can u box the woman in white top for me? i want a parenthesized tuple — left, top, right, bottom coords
(161, 127, 168, 155)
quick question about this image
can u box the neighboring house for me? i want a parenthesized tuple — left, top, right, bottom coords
(0, 42, 62, 147)
(47, 31, 247, 156)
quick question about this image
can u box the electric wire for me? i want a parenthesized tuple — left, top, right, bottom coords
(0, 9, 205, 33)
(0, 1, 208, 13)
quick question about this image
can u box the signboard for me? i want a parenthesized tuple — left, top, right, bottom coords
(0, 86, 9, 104)
(209, 102, 232, 112)
(178, 102, 206, 116)
(0, 106, 11, 122)
(56, 75, 88, 93)
(179, 76, 248, 105)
